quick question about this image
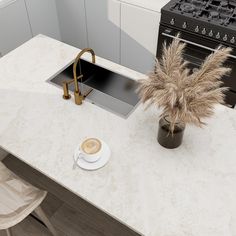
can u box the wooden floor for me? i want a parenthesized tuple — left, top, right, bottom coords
(0, 190, 115, 236)
(0, 192, 93, 236)
(0, 155, 141, 236)
(0, 216, 57, 236)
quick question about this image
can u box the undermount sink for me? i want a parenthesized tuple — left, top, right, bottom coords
(48, 59, 140, 118)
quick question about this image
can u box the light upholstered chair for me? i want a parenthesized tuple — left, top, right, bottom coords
(0, 162, 57, 236)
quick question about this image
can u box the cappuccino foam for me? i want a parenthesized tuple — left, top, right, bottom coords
(81, 138, 101, 154)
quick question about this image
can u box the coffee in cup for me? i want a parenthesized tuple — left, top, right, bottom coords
(81, 138, 101, 155)
(77, 138, 102, 163)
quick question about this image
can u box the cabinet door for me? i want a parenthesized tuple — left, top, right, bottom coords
(56, 0, 88, 49)
(0, 0, 32, 55)
(0, 148, 8, 161)
(85, 0, 120, 63)
(121, 3, 160, 74)
(24, 0, 61, 40)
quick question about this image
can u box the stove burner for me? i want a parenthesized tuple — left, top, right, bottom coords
(169, 0, 236, 28)
(180, 3, 196, 13)
(221, 1, 229, 7)
(209, 11, 219, 18)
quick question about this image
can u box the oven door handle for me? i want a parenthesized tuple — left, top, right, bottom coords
(162, 32, 236, 60)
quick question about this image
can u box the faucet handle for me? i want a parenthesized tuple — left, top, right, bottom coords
(76, 74, 84, 82)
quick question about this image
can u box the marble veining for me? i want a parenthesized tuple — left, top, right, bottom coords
(0, 35, 236, 236)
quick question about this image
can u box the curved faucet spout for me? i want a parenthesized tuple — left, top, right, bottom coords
(73, 48, 96, 105)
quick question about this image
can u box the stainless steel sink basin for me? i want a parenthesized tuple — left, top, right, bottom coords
(48, 59, 140, 118)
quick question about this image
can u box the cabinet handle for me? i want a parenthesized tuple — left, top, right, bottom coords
(0, 0, 17, 9)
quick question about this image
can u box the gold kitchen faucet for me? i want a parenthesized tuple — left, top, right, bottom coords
(62, 48, 96, 105)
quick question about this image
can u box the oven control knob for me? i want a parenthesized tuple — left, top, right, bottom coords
(209, 30, 213, 37)
(195, 26, 199, 33)
(202, 28, 206, 35)
(230, 37, 235, 44)
(182, 22, 187, 29)
(223, 34, 228, 41)
(170, 18, 175, 25)
(216, 32, 221, 39)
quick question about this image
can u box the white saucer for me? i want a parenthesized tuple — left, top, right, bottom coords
(73, 140, 111, 171)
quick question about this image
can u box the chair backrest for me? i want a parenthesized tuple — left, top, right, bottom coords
(0, 162, 46, 229)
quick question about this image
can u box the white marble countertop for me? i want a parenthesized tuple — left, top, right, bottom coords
(0, 35, 236, 236)
(119, 0, 170, 12)
(0, 0, 15, 8)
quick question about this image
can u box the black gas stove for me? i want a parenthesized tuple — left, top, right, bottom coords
(171, 0, 236, 27)
(157, 0, 236, 106)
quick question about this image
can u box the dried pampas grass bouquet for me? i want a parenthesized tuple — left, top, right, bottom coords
(138, 35, 232, 149)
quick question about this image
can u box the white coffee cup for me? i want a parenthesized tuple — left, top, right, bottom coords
(76, 138, 103, 163)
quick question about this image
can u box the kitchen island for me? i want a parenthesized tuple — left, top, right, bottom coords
(0, 35, 236, 236)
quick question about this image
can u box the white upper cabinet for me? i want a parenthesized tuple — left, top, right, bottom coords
(0, 0, 32, 55)
(56, 0, 88, 49)
(85, 0, 120, 63)
(119, 0, 169, 13)
(24, 0, 61, 40)
(0, 0, 163, 72)
(120, 3, 160, 74)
